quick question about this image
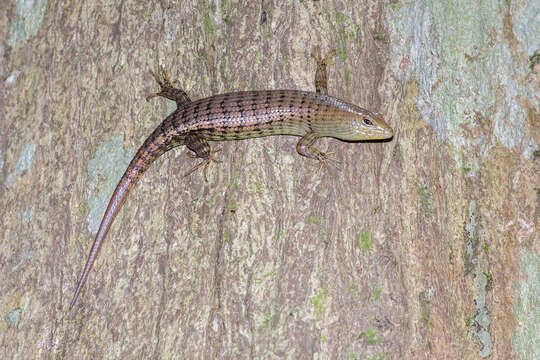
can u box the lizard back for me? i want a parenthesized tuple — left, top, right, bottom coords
(166, 89, 388, 141)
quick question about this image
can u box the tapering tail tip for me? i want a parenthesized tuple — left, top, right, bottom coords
(68, 152, 149, 311)
(70, 269, 88, 310)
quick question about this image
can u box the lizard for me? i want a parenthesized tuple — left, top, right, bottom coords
(69, 47, 393, 309)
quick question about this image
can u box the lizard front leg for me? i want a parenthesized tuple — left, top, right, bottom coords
(296, 131, 340, 170)
(296, 130, 331, 162)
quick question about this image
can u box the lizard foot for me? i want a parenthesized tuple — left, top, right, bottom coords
(146, 67, 191, 106)
(184, 149, 222, 181)
(315, 151, 341, 173)
(146, 68, 176, 101)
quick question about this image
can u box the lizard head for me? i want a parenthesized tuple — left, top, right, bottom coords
(316, 94, 393, 141)
(347, 110, 393, 141)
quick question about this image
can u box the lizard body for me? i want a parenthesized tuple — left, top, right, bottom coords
(70, 48, 393, 308)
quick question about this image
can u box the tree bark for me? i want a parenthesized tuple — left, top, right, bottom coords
(1, 1, 538, 359)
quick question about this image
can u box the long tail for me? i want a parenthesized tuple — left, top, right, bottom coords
(70, 132, 173, 309)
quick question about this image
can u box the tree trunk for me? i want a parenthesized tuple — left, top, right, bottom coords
(1, 1, 538, 359)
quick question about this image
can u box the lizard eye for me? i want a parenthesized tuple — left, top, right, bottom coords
(363, 117, 373, 126)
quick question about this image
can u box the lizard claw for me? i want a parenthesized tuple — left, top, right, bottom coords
(315, 151, 341, 173)
(146, 68, 176, 101)
(145, 67, 190, 107)
(184, 148, 222, 181)
(311, 46, 336, 68)
(183, 158, 210, 181)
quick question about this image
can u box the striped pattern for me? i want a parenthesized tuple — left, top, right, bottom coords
(69, 88, 393, 309)
(165, 90, 391, 141)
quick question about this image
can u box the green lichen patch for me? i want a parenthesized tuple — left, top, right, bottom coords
(463, 200, 480, 275)
(5, 141, 36, 187)
(418, 288, 434, 329)
(482, 241, 489, 254)
(311, 287, 328, 320)
(226, 202, 237, 213)
(321, 334, 328, 343)
(145, 8, 154, 21)
(222, 231, 232, 244)
(21, 206, 33, 223)
(482, 271, 493, 291)
(463, 200, 493, 358)
(390, 0, 403, 11)
(357, 231, 372, 253)
(461, 165, 472, 174)
(86, 136, 134, 234)
(254, 270, 275, 284)
(372, 285, 382, 302)
(247, 174, 265, 194)
(347, 283, 364, 300)
(325, 7, 358, 82)
(4, 308, 22, 326)
(529, 50, 540, 73)
(418, 303, 430, 328)
(360, 328, 381, 345)
(262, 307, 277, 330)
(473, 271, 493, 358)
(365, 353, 388, 360)
(387, 0, 534, 162)
(417, 182, 433, 217)
(512, 251, 540, 359)
(307, 215, 321, 225)
(7, 0, 46, 47)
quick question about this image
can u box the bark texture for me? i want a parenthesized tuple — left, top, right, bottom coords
(1, 1, 538, 359)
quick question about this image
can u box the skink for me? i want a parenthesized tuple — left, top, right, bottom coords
(70, 47, 393, 308)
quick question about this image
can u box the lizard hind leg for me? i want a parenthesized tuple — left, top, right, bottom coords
(184, 134, 221, 181)
(146, 67, 192, 108)
(311, 45, 336, 95)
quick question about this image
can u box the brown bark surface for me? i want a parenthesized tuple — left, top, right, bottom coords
(1, 1, 538, 359)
